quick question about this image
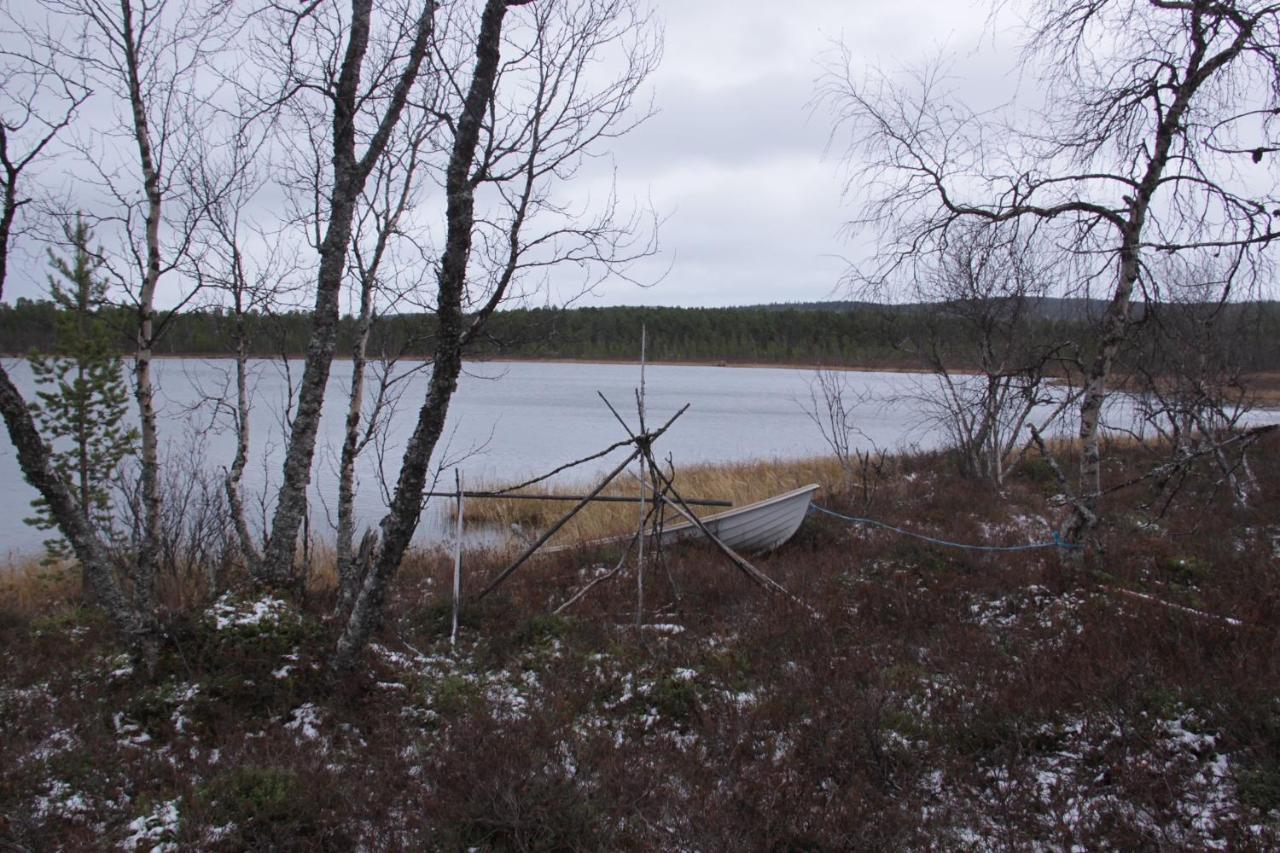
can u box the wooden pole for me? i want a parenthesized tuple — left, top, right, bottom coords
(475, 447, 641, 600)
(475, 403, 690, 600)
(451, 469, 463, 648)
(419, 491, 730, 507)
(636, 324, 647, 629)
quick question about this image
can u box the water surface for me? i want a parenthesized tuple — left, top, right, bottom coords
(0, 358, 1166, 561)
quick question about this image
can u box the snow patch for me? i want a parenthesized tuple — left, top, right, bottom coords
(113, 712, 152, 746)
(121, 799, 180, 851)
(640, 623, 685, 635)
(208, 593, 291, 631)
(33, 780, 93, 822)
(284, 703, 323, 740)
(24, 727, 78, 766)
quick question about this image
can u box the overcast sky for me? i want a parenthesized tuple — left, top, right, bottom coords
(2, 0, 1002, 310)
(586, 0, 996, 308)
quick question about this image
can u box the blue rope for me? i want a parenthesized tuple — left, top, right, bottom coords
(809, 504, 1084, 552)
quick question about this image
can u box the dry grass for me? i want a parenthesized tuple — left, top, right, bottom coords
(1103, 370, 1280, 409)
(1245, 371, 1280, 406)
(0, 559, 80, 615)
(451, 455, 844, 548)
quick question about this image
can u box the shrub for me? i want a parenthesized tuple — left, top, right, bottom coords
(199, 765, 340, 850)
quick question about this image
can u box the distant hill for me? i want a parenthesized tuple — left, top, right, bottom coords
(750, 297, 1110, 321)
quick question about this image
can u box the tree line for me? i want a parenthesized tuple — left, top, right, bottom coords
(6, 298, 1280, 371)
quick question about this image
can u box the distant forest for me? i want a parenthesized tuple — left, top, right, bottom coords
(4, 298, 1280, 372)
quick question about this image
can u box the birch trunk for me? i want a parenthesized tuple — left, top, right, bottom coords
(0, 366, 142, 638)
(334, 131, 420, 616)
(333, 278, 374, 616)
(225, 277, 260, 566)
(121, 0, 164, 614)
(258, 0, 435, 586)
(1064, 241, 1140, 546)
(334, 0, 514, 672)
(1060, 23, 1216, 546)
(257, 189, 355, 584)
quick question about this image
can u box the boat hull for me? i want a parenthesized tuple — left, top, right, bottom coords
(657, 483, 819, 553)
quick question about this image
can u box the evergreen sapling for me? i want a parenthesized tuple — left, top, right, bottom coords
(26, 215, 138, 564)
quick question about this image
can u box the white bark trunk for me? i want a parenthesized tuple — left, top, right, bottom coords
(122, 0, 164, 614)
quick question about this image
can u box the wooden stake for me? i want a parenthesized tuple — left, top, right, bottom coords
(636, 324, 647, 629)
(451, 469, 463, 648)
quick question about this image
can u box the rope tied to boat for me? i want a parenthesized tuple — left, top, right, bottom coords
(808, 504, 1084, 552)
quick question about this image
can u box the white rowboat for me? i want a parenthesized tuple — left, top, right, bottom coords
(655, 483, 820, 553)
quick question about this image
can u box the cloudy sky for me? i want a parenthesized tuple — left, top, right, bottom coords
(2, 0, 1003, 310)
(586, 0, 997, 308)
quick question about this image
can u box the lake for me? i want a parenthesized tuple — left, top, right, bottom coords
(0, 357, 1207, 562)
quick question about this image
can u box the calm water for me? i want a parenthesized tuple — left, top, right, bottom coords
(0, 357, 1163, 561)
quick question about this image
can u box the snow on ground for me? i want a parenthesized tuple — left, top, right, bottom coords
(284, 703, 324, 741)
(965, 584, 1088, 644)
(32, 780, 94, 822)
(207, 593, 291, 631)
(640, 623, 685, 635)
(113, 712, 152, 747)
(915, 710, 1261, 847)
(21, 727, 78, 767)
(121, 799, 180, 852)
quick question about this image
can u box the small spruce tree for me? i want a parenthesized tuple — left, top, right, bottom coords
(26, 214, 138, 564)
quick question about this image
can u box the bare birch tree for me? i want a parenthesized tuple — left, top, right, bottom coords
(35, 0, 234, 622)
(333, 0, 660, 671)
(1129, 256, 1264, 508)
(249, 0, 438, 587)
(187, 126, 299, 573)
(801, 368, 887, 510)
(332, 115, 438, 617)
(907, 224, 1080, 485)
(825, 0, 1280, 546)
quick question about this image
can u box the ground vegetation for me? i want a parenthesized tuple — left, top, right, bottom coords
(2, 436, 1277, 848)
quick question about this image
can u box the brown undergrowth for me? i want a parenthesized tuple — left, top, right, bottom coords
(2, 434, 1278, 849)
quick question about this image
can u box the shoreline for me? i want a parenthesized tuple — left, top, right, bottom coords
(7, 352, 1278, 403)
